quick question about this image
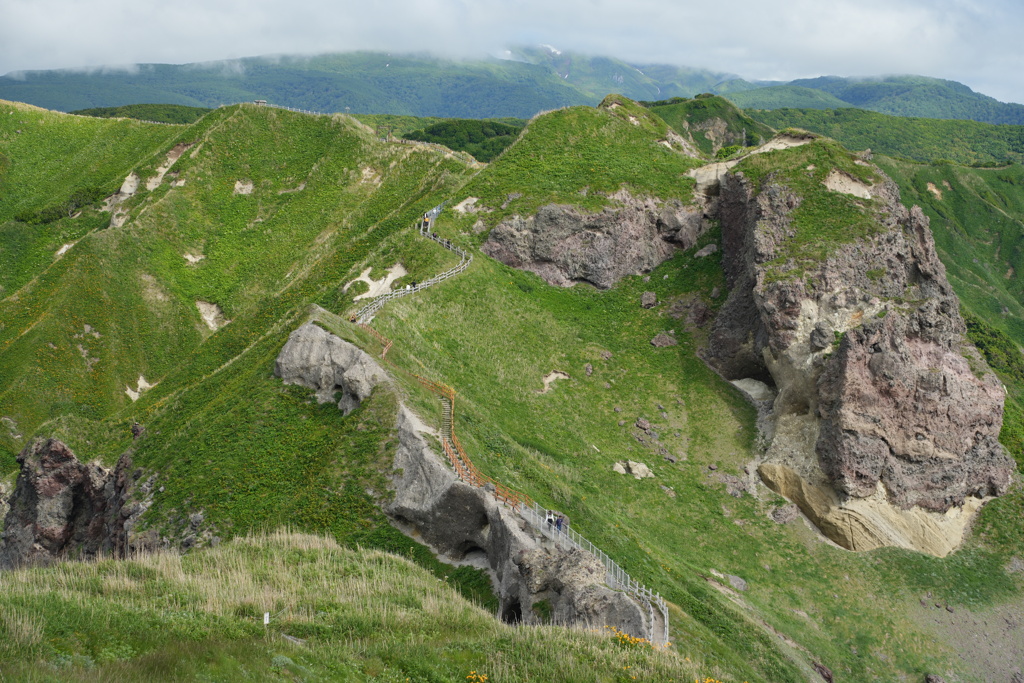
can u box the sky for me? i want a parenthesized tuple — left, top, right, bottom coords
(1, 0, 1022, 103)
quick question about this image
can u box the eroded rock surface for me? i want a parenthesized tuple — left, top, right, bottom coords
(274, 322, 650, 637)
(0, 439, 148, 569)
(482, 192, 704, 289)
(706, 164, 1014, 555)
(274, 322, 389, 415)
(388, 406, 647, 635)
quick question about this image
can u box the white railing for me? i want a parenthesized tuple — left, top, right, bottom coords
(350, 200, 669, 643)
(519, 501, 669, 644)
(355, 204, 471, 323)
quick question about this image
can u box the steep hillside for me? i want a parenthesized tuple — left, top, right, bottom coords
(69, 104, 212, 124)
(2, 97, 1023, 682)
(0, 530, 702, 681)
(748, 107, 1024, 166)
(0, 53, 595, 119)
(645, 95, 775, 156)
(733, 76, 1024, 125)
(725, 86, 854, 112)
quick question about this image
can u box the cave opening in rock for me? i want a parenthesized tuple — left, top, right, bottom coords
(501, 599, 523, 625)
(457, 541, 488, 565)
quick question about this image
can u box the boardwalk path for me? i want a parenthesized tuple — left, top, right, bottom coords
(354, 206, 670, 644)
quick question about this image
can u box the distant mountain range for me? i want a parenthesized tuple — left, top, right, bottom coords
(2, 47, 1023, 124)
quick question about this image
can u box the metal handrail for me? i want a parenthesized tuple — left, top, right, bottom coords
(349, 202, 668, 643)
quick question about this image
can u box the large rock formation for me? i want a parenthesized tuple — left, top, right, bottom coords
(706, 153, 1015, 556)
(275, 320, 650, 637)
(274, 322, 389, 415)
(0, 439, 148, 569)
(388, 406, 647, 634)
(482, 191, 704, 289)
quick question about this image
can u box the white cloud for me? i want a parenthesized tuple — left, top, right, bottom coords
(0, 0, 1021, 102)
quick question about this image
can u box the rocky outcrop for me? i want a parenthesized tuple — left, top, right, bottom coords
(482, 192, 704, 289)
(275, 321, 649, 636)
(387, 406, 647, 635)
(706, 162, 1015, 556)
(0, 439, 149, 569)
(274, 322, 389, 415)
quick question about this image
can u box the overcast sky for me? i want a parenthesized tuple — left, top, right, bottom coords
(2, 0, 1022, 103)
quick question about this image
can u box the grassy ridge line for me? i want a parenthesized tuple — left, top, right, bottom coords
(0, 104, 476, 470)
(0, 531, 705, 682)
(69, 103, 212, 124)
(452, 96, 702, 235)
(749, 107, 1024, 166)
(0, 100, 185, 298)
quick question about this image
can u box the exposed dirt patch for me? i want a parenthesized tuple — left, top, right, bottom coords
(233, 180, 254, 195)
(278, 182, 306, 194)
(77, 344, 99, 372)
(750, 134, 813, 155)
(125, 375, 156, 402)
(183, 252, 206, 264)
(343, 264, 407, 300)
(360, 167, 381, 185)
(146, 143, 192, 190)
(453, 196, 482, 214)
(823, 169, 872, 199)
(55, 242, 75, 258)
(538, 370, 570, 394)
(139, 273, 170, 304)
(927, 182, 944, 200)
(196, 301, 230, 331)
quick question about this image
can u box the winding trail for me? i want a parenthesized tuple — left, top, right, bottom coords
(354, 210, 670, 643)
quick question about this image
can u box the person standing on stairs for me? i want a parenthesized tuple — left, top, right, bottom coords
(545, 510, 555, 529)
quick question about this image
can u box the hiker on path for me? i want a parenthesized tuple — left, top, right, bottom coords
(545, 510, 555, 529)
(555, 515, 564, 532)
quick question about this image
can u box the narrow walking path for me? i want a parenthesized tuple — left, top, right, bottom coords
(353, 204, 670, 644)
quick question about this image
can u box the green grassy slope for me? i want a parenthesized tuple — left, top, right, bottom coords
(2, 97, 1023, 682)
(646, 95, 775, 155)
(70, 104, 212, 124)
(357, 108, 1023, 682)
(790, 75, 1024, 124)
(748, 107, 1024, 166)
(454, 95, 702, 231)
(0, 103, 475, 469)
(0, 100, 185, 297)
(725, 86, 854, 111)
(0, 531, 703, 682)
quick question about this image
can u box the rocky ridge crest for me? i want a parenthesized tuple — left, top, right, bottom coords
(706, 156, 1015, 556)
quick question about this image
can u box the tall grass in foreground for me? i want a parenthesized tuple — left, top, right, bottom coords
(0, 530, 712, 682)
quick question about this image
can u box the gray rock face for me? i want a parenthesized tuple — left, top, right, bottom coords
(482, 192, 704, 289)
(705, 168, 1014, 553)
(0, 439, 144, 569)
(275, 323, 649, 637)
(387, 405, 647, 635)
(274, 322, 389, 415)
